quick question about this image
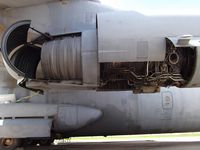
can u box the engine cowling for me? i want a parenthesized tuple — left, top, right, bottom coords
(2, 11, 200, 93)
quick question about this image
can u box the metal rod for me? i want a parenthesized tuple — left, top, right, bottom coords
(30, 27, 53, 40)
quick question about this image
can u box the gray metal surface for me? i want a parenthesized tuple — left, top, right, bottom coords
(81, 30, 98, 84)
(41, 36, 82, 80)
(0, 0, 112, 34)
(25, 80, 97, 91)
(0, 119, 52, 138)
(97, 11, 200, 62)
(55, 105, 102, 132)
(0, 104, 57, 118)
(0, 0, 101, 9)
(0, 0, 57, 9)
(0, 94, 15, 103)
(0, 103, 102, 137)
(167, 36, 200, 47)
(39, 87, 200, 136)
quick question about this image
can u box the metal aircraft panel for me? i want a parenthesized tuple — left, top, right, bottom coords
(0, 0, 57, 9)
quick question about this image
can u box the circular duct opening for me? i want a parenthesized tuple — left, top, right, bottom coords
(1, 20, 41, 79)
(169, 52, 179, 65)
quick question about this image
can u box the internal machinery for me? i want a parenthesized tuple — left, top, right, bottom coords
(100, 40, 196, 92)
(1, 20, 199, 93)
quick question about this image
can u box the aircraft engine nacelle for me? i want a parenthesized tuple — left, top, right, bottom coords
(2, 11, 200, 93)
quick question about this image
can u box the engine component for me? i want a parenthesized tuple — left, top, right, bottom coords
(168, 52, 179, 65)
(1, 20, 42, 81)
(99, 40, 196, 91)
(41, 35, 82, 80)
(1, 17, 200, 93)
